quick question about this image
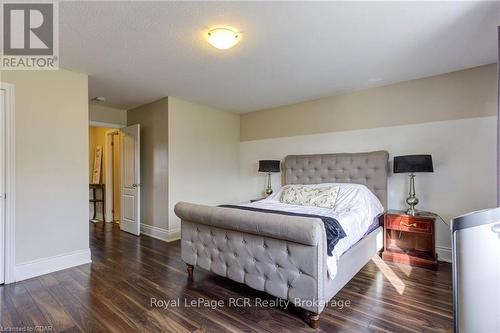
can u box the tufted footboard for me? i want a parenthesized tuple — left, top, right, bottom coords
(176, 202, 384, 328)
(176, 202, 329, 317)
(182, 220, 326, 309)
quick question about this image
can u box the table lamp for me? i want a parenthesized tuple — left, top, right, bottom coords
(258, 160, 281, 196)
(393, 154, 434, 216)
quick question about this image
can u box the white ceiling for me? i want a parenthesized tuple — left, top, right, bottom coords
(60, 1, 500, 113)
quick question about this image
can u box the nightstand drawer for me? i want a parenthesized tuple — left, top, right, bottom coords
(383, 210, 437, 270)
(386, 215, 432, 233)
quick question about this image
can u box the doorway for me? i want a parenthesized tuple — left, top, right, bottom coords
(0, 88, 5, 284)
(0, 83, 15, 284)
(105, 130, 122, 222)
(89, 126, 121, 223)
(88, 124, 141, 236)
(110, 131, 121, 222)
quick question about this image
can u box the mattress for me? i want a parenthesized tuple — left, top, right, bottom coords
(241, 183, 384, 279)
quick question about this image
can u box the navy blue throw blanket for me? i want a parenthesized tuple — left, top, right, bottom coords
(218, 205, 346, 256)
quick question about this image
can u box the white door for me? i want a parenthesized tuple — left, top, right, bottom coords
(0, 90, 5, 284)
(120, 124, 141, 235)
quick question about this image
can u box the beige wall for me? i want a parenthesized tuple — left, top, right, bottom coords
(128, 98, 169, 230)
(2, 69, 90, 267)
(89, 104, 127, 126)
(168, 97, 241, 234)
(238, 64, 498, 262)
(239, 116, 496, 262)
(241, 64, 496, 141)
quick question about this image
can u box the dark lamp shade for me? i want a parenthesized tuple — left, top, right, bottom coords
(258, 160, 280, 173)
(393, 155, 433, 173)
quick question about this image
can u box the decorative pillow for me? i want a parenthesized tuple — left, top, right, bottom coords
(280, 185, 340, 209)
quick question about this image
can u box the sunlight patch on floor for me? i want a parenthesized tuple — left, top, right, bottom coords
(372, 256, 406, 295)
(395, 262, 413, 277)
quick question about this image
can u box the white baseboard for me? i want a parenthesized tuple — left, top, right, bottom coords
(141, 224, 180, 242)
(15, 248, 92, 282)
(436, 246, 452, 263)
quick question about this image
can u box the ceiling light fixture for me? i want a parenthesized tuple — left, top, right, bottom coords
(90, 96, 106, 103)
(207, 27, 240, 50)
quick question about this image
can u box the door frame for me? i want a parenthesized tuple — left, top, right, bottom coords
(104, 129, 120, 222)
(89, 121, 124, 129)
(1, 82, 16, 284)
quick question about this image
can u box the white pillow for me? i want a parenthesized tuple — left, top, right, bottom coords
(280, 185, 340, 209)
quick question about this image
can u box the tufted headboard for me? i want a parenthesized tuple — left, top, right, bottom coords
(283, 151, 389, 208)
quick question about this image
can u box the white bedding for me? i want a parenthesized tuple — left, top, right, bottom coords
(241, 183, 384, 279)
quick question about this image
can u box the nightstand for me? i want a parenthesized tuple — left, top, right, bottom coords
(382, 210, 438, 270)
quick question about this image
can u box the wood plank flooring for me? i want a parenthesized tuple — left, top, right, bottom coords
(0, 222, 454, 332)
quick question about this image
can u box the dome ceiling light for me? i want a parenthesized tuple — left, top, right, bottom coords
(207, 26, 240, 50)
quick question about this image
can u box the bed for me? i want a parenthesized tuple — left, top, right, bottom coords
(175, 151, 389, 328)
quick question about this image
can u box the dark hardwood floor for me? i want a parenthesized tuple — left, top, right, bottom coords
(0, 223, 454, 332)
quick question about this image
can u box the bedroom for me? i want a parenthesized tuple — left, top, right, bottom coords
(0, 1, 498, 332)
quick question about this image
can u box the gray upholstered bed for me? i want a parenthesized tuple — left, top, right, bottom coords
(175, 150, 389, 328)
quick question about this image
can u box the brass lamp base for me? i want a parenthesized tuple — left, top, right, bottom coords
(405, 174, 419, 216)
(406, 203, 418, 216)
(265, 172, 273, 196)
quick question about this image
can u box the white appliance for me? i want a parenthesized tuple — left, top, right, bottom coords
(451, 208, 500, 333)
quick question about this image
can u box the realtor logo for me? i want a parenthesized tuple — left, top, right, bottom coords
(1, 1, 59, 70)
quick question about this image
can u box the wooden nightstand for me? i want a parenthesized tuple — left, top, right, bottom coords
(382, 210, 438, 270)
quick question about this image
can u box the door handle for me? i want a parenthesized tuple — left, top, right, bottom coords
(492, 223, 500, 235)
(132, 183, 142, 188)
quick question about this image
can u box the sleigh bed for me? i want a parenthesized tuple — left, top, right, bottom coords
(175, 151, 389, 328)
